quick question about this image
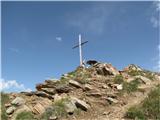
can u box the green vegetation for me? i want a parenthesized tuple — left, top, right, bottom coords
(113, 75, 124, 84)
(16, 111, 35, 120)
(1, 92, 10, 120)
(126, 106, 145, 119)
(126, 85, 160, 119)
(122, 79, 141, 93)
(41, 98, 69, 119)
(144, 71, 155, 80)
(128, 70, 143, 76)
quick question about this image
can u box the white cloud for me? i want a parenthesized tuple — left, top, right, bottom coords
(150, 1, 160, 28)
(56, 37, 62, 42)
(0, 78, 32, 92)
(67, 4, 113, 35)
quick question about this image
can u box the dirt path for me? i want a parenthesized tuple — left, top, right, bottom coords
(100, 80, 160, 120)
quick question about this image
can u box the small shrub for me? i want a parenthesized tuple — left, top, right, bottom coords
(144, 71, 155, 80)
(41, 98, 69, 119)
(128, 70, 143, 76)
(126, 106, 145, 119)
(16, 111, 35, 120)
(1, 92, 10, 120)
(126, 85, 160, 119)
(123, 79, 140, 93)
(113, 75, 124, 84)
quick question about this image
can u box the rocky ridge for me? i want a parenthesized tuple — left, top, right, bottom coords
(3, 60, 160, 120)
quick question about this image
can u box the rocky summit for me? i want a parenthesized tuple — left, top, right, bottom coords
(1, 60, 160, 120)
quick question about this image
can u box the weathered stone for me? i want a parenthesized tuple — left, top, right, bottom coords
(64, 100, 77, 114)
(84, 84, 93, 90)
(5, 103, 11, 108)
(102, 85, 108, 89)
(11, 105, 31, 119)
(49, 115, 58, 120)
(41, 88, 56, 95)
(71, 97, 90, 111)
(11, 97, 25, 106)
(86, 92, 102, 97)
(123, 64, 143, 72)
(135, 76, 151, 85)
(6, 106, 16, 114)
(54, 94, 62, 102)
(32, 103, 45, 114)
(55, 84, 71, 93)
(21, 91, 36, 96)
(69, 80, 82, 88)
(95, 63, 119, 76)
(106, 97, 118, 104)
(116, 84, 123, 90)
(35, 91, 53, 99)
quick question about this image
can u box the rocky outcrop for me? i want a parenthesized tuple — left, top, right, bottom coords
(3, 61, 159, 120)
(71, 97, 90, 111)
(93, 63, 120, 76)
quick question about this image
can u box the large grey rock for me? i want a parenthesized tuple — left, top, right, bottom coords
(106, 97, 118, 104)
(6, 106, 16, 114)
(95, 63, 119, 76)
(32, 103, 45, 114)
(54, 94, 62, 102)
(71, 97, 90, 111)
(35, 91, 53, 99)
(11, 97, 25, 106)
(69, 80, 82, 88)
(84, 84, 93, 90)
(41, 88, 56, 95)
(55, 84, 71, 93)
(64, 100, 77, 114)
(135, 76, 151, 85)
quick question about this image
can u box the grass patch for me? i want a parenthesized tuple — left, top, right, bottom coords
(126, 106, 145, 119)
(128, 70, 143, 76)
(144, 71, 155, 80)
(122, 79, 141, 93)
(113, 75, 124, 84)
(41, 98, 69, 119)
(16, 111, 35, 120)
(1, 92, 10, 120)
(126, 85, 160, 119)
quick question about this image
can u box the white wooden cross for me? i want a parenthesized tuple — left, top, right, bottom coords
(72, 34, 88, 66)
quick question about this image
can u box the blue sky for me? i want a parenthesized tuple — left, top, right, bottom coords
(1, 1, 159, 92)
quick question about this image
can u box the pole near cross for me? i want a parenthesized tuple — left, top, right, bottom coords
(72, 34, 88, 66)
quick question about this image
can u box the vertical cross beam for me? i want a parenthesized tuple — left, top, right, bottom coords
(79, 34, 83, 66)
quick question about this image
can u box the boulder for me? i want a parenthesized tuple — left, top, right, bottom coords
(71, 97, 90, 111)
(5, 103, 11, 108)
(35, 91, 53, 99)
(84, 84, 93, 90)
(106, 97, 118, 104)
(94, 63, 119, 76)
(11, 97, 25, 106)
(6, 106, 16, 114)
(64, 100, 77, 114)
(11, 105, 31, 119)
(54, 94, 62, 102)
(135, 76, 151, 85)
(49, 115, 58, 120)
(32, 103, 45, 114)
(41, 88, 56, 95)
(116, 84, 123, 90)
(69, 80, 82, 88)
(86, 92, 102, 97)
(21, 91, 35, 96)
(123, 64, 143, 72)
(55, 84, 71, 93)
